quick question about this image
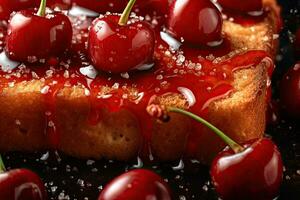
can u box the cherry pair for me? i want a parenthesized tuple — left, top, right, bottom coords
(88, 0, 224, 73)
(4, 0, 155, 73)
(0, 155, 47, 200)
(88, 0, 263, 73)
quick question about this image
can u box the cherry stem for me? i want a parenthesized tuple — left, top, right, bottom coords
(168, 107, 245, 154)
(118, 0, 137, 26)
(37, 0, 47, 17)
(0, 155, 6, 173)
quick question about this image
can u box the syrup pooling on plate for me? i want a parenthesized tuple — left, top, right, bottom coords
(0, 5, 273, 159)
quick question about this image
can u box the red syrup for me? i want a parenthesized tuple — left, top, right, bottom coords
(0, 8, 273, 161)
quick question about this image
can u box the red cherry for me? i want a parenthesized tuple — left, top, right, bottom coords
(0, 0, 38, 20)
(5, 0, 72, 63)
(167, 0, 223, 46)
(0, 169, 47, 200)
(295, 28, 300, 58)
(280, 63, 300, 118)
(217, 0, 263, 13)
(147, 106, 283, 200)
(211, 138, 283, 200)
(88, 0, 155, 73)
(98, 169, 172, 200)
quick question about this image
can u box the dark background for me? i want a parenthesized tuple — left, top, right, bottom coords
(3, 0, 300, 199)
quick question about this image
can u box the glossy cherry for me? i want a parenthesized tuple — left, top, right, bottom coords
(295, 28, 300, 58)
(5, 0, 72, 63)
(147, 105, 283, 200)
(217, 0, 263, 13)
(88, 0, 155, 73)
(168, 0, 223, 46)
(98, 169, 172, 200)
(280, 62, 300, 118)
(211, 138, 283, 200)
(0, 155, 47, 200)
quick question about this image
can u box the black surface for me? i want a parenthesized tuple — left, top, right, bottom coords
(2, 0, 300, 199)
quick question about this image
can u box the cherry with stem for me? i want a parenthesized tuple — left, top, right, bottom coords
(88, 0, 155, 73)
(147, 105, 283, 200)
(5, 0, 73, 63)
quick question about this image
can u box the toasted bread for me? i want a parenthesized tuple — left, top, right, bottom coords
(0, 0, 280, 163)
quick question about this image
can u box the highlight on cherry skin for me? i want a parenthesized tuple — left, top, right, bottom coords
(146, 105, 284, 200)
(5, 0, 73, 64)
(98, 169, 172, 200)
(167, 0, 223, 46)
(0, 155, 47, 200)
(88, 0, 155, 73)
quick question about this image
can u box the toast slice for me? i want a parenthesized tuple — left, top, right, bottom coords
(0, 0, 280, 163)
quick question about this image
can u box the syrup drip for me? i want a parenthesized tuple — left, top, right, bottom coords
(42, 78, 64, 149)
(0, 5, 274, 161)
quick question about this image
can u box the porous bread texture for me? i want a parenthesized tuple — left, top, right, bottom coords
(0, 0, 280, 163)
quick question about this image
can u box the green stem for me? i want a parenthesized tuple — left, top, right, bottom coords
(118, 0, 137, 26)
(37, 0, 47, 17)
(168, 107, 245, 153)
(0, 155, 6, 173)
